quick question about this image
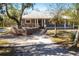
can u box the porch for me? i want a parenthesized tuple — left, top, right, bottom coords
(21, 18, 48, 29)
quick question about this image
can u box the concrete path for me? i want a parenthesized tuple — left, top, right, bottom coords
(0, 35, 53, 46)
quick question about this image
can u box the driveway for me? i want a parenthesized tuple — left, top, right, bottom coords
(0, 35, 79, 56)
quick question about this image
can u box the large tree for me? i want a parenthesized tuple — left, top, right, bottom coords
(5, 3, 33, 28)
(49, 3, 70, 36)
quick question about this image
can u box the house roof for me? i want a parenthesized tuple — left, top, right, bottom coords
(22, 10, 53, 19)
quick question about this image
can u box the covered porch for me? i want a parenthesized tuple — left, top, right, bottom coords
(22, 10, 52, 29)
(21, 18, 48, 29)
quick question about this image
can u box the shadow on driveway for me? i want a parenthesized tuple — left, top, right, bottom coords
(5, 43, 70, 56)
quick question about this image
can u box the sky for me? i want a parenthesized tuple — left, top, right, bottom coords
(14, 3, 71, 10)
(32, 3, 50, 10)
(33, 3, 72, 10)
(23, 3, 73, 13)
(0, 3, 73, 14)
(26, 3, 50, 13)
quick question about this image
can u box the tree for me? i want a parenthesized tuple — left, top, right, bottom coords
(62, 4, 79, 48)
(49, 15, 63, 36)
(0, 3, 17, 27)
(61, 9, 76, 29)
(5, 3, 33, 28)
(70, 3, 79, 48)
(49, 3, 70, 36)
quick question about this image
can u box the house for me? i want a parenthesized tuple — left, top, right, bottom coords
(22, 10, 74, 30)
(22, 10, 53, 29)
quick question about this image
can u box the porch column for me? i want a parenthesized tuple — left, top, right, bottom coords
(44, 19, 46, 28)
(37, 19, 39, 27)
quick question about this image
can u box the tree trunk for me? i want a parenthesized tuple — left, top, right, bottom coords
(19, 3, 26, 29)
(72, 31, 79, 47)
(71, 25, 79, 48)
(68, 27, 79, 51)
(17, 22, 22, 29)
(54, 23, 57, 37)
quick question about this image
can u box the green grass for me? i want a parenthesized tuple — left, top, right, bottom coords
(49, 30, 74, 44)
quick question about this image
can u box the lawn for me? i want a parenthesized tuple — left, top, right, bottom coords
(46, 30, 75, 44)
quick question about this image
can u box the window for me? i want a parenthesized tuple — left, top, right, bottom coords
(26, 20, 30, 23)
